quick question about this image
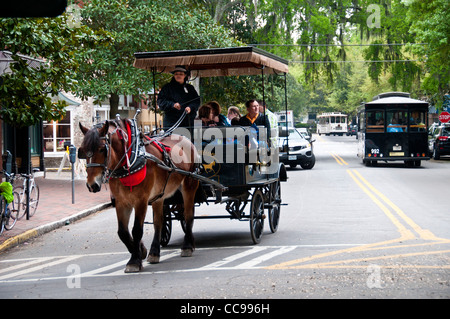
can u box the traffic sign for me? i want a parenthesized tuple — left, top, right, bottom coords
(439, 111, 450, 123)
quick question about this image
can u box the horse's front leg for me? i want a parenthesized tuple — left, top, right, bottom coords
(116, 202, 147, 273)
(148, 199, 163, 264)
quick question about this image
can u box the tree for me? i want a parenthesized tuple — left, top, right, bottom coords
(0, 14, 98, 127)
(405, 0, 450, 109)
(76, 0, 236, 117)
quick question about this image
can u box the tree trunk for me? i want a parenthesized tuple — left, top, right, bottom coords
(109, 93, 119, 119)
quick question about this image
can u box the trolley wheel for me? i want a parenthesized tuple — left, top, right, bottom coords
(160, 205, 172, 247)
(268, 181, 281, 233)
(250, 189, 265, 244)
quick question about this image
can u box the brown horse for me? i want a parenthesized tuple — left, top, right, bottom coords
(79, 119, 199, 273)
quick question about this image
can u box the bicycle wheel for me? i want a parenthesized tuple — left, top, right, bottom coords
(4, 191, 19, 230)
(15, 186, 27, 219)
(28, 184, 39, 217)
(0, 196, 5, 235)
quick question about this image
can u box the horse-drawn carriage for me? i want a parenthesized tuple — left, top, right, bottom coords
(79, 47, 290, 272)
(133, 47, 289, 245)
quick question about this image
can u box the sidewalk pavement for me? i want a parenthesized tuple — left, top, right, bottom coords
(0, 171, 111, 253)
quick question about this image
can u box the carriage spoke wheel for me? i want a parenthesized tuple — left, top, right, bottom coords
(250, 189, 265, 244)
(268, 181, 281, 233)
(160, 205, 172, 247)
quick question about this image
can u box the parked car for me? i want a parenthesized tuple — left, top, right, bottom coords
(428, 123, 441, 154)
(278, 127, 315, 169)
(432, 124, 450, 160)
(296, 127, 311, 141)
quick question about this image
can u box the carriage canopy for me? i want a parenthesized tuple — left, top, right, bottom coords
(133, 46, 289, 77)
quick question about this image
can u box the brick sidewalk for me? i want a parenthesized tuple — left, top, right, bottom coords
(0, 171, 111, 251)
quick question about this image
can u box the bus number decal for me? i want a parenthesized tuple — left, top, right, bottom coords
(371, 149, 380, 154)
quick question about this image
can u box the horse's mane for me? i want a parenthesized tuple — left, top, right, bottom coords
(80, 121, 106, 154)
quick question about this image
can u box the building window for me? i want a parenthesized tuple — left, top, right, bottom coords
(43, 110, 71, 153)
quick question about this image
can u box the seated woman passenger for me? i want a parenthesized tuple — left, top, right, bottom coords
(207, 101, 230, 126)
(196, 104, 215, 127)
(227, 106, 241, 123)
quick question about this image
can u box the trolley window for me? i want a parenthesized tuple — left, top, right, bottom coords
(387, 110, 407, 133)
(409, 109, 427, 132)
(366, 110, 384, 132)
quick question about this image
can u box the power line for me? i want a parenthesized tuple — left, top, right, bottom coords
(291, 59, 419, 64)
(250, 43, 428, 47)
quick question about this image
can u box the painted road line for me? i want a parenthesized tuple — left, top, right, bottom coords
(346, 169, 415, 240)
(350, 169, 443, 241)
(80, 259, 129, 277)
(234, 246, 296, 268)
(0, 256, 81, 281)
(199, 246, 267, 270)
(267, 169, 450, 270)
(330, 152, 348, 165)
(0, 257, 55, 275)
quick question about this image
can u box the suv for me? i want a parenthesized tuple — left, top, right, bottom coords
(432, 124, 450, 159)
(278, 127, 315, 169)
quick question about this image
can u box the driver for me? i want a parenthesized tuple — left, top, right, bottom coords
(157, 65, 200, 129)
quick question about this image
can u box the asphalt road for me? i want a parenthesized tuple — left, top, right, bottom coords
(0, 134, 449, 302)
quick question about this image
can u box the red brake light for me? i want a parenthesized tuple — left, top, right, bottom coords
(438, 136, 449, 141)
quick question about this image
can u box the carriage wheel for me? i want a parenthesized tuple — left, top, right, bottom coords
(250, 189, 265, 244)
(268, 181, 281, 233)
(160, 205, 172, 247)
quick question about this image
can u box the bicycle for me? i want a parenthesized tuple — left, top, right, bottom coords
(0, 173, 20, 235)
(15, 168, 40, 219)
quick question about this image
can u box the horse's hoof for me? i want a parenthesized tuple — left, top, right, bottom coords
(124, 264, 141, 273)
(147, 255, 160, 264)
(181, 249, 193, 257)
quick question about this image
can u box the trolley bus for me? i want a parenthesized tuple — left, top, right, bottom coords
(357, 92, 430, 166)
(317, 112, 348, 136)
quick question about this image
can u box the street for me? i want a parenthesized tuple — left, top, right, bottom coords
(0, 134, 449, 300)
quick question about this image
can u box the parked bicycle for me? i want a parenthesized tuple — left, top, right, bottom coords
(15, 168, 40, 219)
(0, 172, 20, 235)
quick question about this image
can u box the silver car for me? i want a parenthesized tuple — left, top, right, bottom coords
(278, 127, 316, 169)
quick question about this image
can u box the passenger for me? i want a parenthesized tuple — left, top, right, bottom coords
(410, 111, 425, 131)
(207, 101, 230, 126)
(387, 118, 403, 132)
(227, 106, 241, 122)
(196, 104, 215, 127)
(239, 99, 271, 141)
(157, 65, 200, 129)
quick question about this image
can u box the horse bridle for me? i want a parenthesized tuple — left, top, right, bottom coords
(82, 121, 132, 184)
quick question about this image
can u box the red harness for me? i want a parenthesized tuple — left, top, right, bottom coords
(118, 123, 171, 189)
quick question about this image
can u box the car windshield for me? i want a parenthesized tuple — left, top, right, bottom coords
(442, 128, 450, 137)
(288, 129, 303, 140)
(279, 129, 304, 142)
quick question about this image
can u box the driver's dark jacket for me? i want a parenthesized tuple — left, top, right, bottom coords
(157, 78, 200, 129)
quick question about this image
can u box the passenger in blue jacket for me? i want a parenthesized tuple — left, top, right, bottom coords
(157, 66, 200, 129)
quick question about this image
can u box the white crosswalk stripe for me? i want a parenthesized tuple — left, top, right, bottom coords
(0, 245, 333, 282)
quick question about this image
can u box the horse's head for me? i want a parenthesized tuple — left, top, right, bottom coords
(79, 121, 110, 192)
(79, 120, 130, 192)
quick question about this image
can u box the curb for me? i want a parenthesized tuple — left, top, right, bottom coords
(0, 202, 112, 253)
